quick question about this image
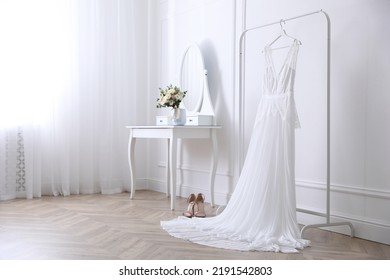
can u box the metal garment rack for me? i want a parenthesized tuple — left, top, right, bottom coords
(238, 9, 354, 238)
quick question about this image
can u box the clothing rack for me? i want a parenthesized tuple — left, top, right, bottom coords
(238, 10, 354, 238)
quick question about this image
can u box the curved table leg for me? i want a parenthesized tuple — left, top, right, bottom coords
(128, 130, 136, 199)
(166, 139, 170, 197)
(209, 128, 218, 207)
(169, 136, 177, 211)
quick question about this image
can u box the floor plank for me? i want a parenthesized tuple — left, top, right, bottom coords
(0, 191, 389, 260)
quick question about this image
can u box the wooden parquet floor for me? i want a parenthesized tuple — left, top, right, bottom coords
(0, 190, 389, 260)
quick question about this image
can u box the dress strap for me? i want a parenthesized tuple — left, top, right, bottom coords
(284, 40, 299, 70)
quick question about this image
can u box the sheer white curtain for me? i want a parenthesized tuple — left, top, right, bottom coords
(0, 0, 141, 200)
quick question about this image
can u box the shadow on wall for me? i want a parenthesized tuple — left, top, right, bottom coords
(200, 39, 235, 197)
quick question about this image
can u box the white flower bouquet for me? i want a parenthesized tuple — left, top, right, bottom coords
(156, 84, 187, 109)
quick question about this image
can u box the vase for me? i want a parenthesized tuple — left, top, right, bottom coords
(171, 108, 186, 125)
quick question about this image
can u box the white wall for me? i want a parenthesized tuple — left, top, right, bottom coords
(143, 0, 390, 245)
(144, 0, 237, 203)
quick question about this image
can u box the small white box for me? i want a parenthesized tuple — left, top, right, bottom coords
(156, 116, 171, 125)
(186, 115, 214, 126)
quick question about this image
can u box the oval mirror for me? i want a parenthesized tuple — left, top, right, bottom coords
(180, 44, 205, 115)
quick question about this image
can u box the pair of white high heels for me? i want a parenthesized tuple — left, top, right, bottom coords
(183, 193, 206, 218)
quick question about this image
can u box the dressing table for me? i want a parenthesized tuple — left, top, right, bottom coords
(127, 44, 220, 211)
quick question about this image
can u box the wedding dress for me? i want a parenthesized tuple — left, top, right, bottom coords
(161, 39, 310, 253)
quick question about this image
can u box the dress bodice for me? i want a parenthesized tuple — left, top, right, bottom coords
(263, 40, 299, 95)
(258, 40, 301, 128)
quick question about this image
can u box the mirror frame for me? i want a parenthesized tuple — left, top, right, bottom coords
(180, 44, 205, 115)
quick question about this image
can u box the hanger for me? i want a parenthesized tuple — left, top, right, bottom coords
(266, 19, 302, 50)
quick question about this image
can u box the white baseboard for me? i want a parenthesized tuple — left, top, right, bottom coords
(296, 180, 390, 245)
(146, 177, 232, 206)
(297, 210, 390, 245)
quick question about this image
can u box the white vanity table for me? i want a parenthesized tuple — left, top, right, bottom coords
(127, 43, 220, 211)
(126, 125, 220, 210)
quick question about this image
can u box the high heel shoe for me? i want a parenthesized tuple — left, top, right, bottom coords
(194, 193, 206, 218)
(183, 193, 196, 218)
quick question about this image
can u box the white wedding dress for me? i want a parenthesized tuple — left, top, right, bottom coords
(161, 40, 310, 253)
